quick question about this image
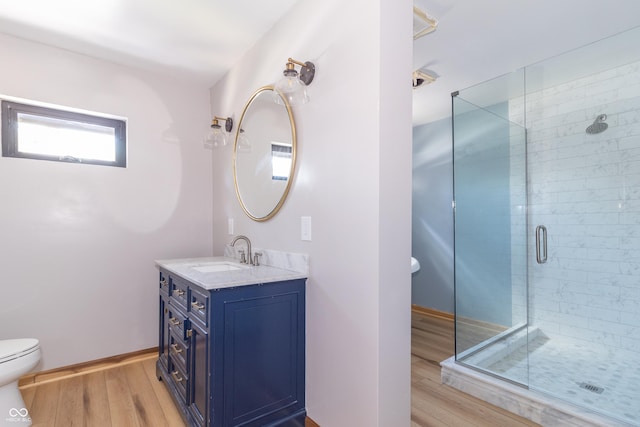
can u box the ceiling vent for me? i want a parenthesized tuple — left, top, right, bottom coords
(413, 69, 437, 89)
(413, 6, 438, 40)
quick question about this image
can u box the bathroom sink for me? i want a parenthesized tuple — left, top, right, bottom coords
(190, 261, 248, 273)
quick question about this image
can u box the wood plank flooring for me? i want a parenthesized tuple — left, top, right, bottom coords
(411, 311, 540, 426)
(19, 312, 539, 426)
(20, 355, 186, 427)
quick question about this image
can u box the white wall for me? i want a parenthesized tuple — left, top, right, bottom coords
(0, 33, 213, 370)
(209, 0, 412, 425)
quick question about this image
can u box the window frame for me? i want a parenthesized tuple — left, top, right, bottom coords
(1, 100, 127, 168)
(271, 142, 292, 181)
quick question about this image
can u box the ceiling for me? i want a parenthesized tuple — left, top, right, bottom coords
(0, 0, 299, 86)
(412, 0, 640, 125)
(0, 0, 639, 126)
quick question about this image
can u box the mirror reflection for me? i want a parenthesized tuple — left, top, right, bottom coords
(233, 86, 296, 221)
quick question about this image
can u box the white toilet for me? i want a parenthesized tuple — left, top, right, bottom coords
(0, 339, 41, 426)
(411, 257, 421, 274)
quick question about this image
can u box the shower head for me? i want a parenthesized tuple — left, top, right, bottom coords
(586, 114, 608, 134)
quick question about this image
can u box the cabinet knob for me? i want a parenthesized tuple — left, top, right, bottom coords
(160, 278, 168, 287)
(171, 371, 184, 383)
(169, 317, 181, 326)
(170, 344, 183, 354)
(173, 289, 185, 297)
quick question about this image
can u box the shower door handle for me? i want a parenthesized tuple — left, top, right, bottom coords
(536, 225, 547, 264)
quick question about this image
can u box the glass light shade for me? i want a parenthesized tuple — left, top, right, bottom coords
(205, 125, 227, 148)
(274, 71, 309, 106)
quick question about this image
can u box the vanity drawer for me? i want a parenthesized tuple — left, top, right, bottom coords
(167, 307, 189, 340)
(189, 286, 209, 326)
(169, 331, 188, 372)
(159, 270, 170, 295)
(168, 358, 188, 404)
(170, 277, 189, 311)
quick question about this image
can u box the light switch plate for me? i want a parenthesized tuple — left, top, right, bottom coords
(228, 218, 234, 235)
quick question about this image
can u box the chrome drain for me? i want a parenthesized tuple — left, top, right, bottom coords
(579, 382, 604, 394)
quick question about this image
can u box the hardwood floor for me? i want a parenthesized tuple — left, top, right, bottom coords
(19, 312, 539, 426)
(411, 311, 540, 426)
(20, 355, 186, 427)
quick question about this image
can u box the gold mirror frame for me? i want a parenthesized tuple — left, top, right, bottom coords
(233, 85, 297, 222)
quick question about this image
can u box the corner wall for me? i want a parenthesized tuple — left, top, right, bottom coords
(0, 33, 213, 370)
(208, 0, 412, 424)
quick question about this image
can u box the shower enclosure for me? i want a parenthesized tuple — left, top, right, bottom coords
(444, 26, 640, 426)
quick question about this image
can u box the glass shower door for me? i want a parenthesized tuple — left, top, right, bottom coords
(523, 28, 640, 423)
(452, 91, 529, 385)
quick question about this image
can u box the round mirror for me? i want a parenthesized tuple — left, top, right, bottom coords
(233, 86, 296, 221)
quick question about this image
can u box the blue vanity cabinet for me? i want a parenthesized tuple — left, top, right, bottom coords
(157, 270, 306, 427)
(158, 271, 170, 370)
(188, 284, 209, 427)
(166, 294, 190, 404)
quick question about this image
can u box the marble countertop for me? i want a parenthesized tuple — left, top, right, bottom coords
(156, 249, 308, 290)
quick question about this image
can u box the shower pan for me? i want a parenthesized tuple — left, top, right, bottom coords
(443, 25, 640, 427)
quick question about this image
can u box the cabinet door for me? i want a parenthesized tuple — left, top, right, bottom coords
(189, 319, 208, 427)
(219, 281, 305, 426)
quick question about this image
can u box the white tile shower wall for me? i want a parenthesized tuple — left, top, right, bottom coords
(509, 60, 640, 353)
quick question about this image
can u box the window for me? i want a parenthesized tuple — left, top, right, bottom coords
(271, 142, 292, 181)
(1, 100, 126, 167)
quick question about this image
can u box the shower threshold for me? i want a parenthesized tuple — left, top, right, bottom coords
(441, 356, 635, 427)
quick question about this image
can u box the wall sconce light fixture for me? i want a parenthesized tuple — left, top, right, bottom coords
(274, 58, 316, 106)
(237, 128, 251, 152)
(206, 116, 233, 147)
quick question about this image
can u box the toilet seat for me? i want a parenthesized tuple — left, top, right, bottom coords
(0, 339, 39, 364)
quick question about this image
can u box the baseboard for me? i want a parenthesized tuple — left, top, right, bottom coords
(456, 315, 507, 334)
(19, 347, 157, 388)
(411, 304, 454, 321)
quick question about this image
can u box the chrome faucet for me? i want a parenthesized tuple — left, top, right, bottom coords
(231, 235, 252, 265)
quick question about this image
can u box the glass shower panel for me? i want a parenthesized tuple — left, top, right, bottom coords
(449, 26, 640, 425)
(523, 26, 640, 423)
(452, 92, 528, 385)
